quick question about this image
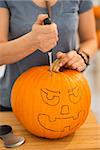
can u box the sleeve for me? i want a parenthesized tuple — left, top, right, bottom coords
(0, 0, 8, 8)
(79, 0, 93, 14)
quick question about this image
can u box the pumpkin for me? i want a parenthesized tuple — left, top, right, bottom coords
(93, 6, 100, 19)
(97, 30, 100, 48)
(11, 66, 91, 139)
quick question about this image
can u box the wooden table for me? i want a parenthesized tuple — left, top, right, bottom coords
(0, 111, 100, 150)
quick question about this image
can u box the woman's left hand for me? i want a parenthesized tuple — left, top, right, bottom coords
(55, 51, 86, 72)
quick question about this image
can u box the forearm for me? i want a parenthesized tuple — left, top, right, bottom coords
(79, 38, 98, 58)
(78, 9, 98, 58)
(0, 31, 38, 65)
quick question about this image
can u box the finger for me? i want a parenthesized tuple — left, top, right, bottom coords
(57, 51, 77, 68)
(56, 52, 66, 59)
(59, 53, 75, 67)
(59, 57, 69, 67)
(39, 35, 58, 43)
(40, 40, 57, 51)
(57, 51, 75, 59)
(71, 61, 85, 70)
(77, 66, 86, 72)
(39, 24, 58, 34)
(67, 57, 80, 67)
(43, 33, 59, 41)
(51, 23, 58, 35)
(67, 56, 84, 67)
(53, 64, 60, 73)
(52, 59, 61, 72)
(35, 14, 48, 25)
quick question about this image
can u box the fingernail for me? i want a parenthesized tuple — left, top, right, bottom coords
(56, 67, 59, 72)
(60, 63, 63, 67)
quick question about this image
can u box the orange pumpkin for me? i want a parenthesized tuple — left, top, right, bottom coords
(11, 66, 91, 139)
(97, 30, 100, 48)
(93, 6, 100, 19)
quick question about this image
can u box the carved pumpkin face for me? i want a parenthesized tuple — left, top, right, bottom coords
(11, 66, 91, 139)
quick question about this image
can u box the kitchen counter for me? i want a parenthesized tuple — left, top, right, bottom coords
(0, 111, 100, 150)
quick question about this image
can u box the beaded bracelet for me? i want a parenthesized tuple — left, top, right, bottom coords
(74, 49, 90, 67)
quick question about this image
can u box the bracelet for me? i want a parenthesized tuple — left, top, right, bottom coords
(74, 49, 90, 66)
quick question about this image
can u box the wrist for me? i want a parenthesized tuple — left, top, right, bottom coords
(28, 31, 39, 51)
(77, 48, 90, 66)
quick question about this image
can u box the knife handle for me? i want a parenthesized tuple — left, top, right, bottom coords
(44, 17, 52, 25)
(44, 18, 52, 52)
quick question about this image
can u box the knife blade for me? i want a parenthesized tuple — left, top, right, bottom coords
(44, 18, 53, 75)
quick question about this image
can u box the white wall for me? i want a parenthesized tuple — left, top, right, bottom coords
(93, 0, 100, 5)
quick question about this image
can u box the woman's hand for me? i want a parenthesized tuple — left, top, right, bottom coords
(31, 14, 59, 52)
(54, 51, 86, 72)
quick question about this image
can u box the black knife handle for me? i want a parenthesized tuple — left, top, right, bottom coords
(44, 18, 52, 52)
(44, 17, 52, 25)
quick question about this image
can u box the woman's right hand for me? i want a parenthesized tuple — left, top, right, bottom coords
(31, 14, 59, 52)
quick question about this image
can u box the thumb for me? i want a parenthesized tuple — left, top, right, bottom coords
(56, 51, 66, 59)
(35, 14, 48, 25)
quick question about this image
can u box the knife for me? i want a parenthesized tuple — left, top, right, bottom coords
(44, 0, 53, 76)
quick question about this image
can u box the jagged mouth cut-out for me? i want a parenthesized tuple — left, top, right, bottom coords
(38, 111, 85, 132)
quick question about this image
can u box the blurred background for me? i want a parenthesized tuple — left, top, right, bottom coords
(84, 0, 100, 123)
(0, 0, 100, 122)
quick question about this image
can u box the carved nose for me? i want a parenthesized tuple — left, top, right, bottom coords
(60, 105, 69, 115)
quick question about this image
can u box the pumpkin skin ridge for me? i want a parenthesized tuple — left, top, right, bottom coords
(62, 71, 82, 106)
(73, 72, 91, 107)
(41, 68, 67, 138)
(13, 67, 49, 131)
(65, 73, 82, 117)
(36, 67, 54, 136)
(29, 68, 49, 134)
(29, 66, 62, 135)
(11, 66, 91, 139)
(11, 73, 29, 120)
(11, 67, 47, 126)
(38, 68, 65, 137)
(11, 70, 33, 125)
(62, 70, 91, 129)
(58, 72, 63, 138)
(42, 69, 90, 138)
(68, 71, 91, 122)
